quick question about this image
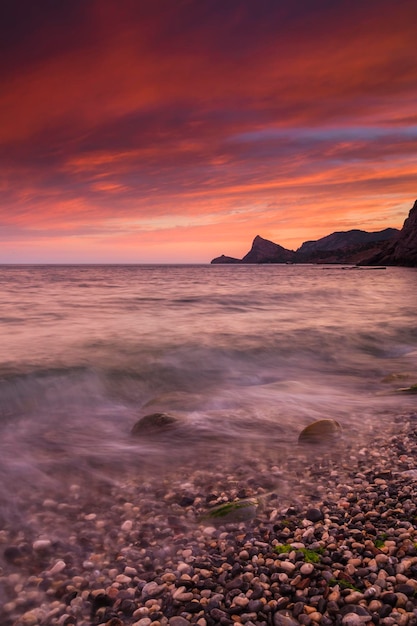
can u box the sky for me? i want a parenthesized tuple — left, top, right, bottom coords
(1, 0, 417, 263)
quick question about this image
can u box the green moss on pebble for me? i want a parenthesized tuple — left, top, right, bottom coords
(396, 384, 417, 394)
(204, 499, 258, 523)
(329, 578, 360, 592)
(274, 545, 323, 563)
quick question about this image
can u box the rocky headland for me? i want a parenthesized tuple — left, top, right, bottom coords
(211, 199, 417, 267)
(362, 200, 417, 267)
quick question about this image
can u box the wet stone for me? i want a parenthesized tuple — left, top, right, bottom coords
(298, 419, 342, 445)
(131, 413, 178, 436)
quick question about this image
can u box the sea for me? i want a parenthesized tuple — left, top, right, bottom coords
(1, 263, 417, 527)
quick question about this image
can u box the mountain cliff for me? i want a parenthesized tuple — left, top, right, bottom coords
(294, 228, 399, 264)
(297, 228, 398, 257)
(241, 235, 295, 264)
(210, 225, 401, 265)
(210, 199, 417, 266)
(364, 200, 417, 267)
(211, 235, 295, 264)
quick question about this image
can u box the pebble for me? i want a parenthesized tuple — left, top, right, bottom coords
(278, 561, 296, 575)
(300, 563, 314, 576)
(32, 539, 51, 551)
(342, 614, 372, 625)
(273, 610, 300, 625)
(344, 591, 364, 604)
(115, 573, 132, 584)
(141, 581, 166, 600)
(169, 618, 191, 626)
(47, 560, 67, 575)
(18, 611, 41, 625)
(309, 611, 322, 622)
(233, 595, 249, 607)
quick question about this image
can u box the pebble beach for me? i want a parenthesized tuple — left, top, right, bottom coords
(3, 411, 417, 626)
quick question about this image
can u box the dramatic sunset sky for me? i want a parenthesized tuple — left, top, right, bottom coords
(1, 0, 417, 263)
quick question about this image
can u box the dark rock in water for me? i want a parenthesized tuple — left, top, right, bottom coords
(298, 419, 342, 445)
(131, 412, 178, 436)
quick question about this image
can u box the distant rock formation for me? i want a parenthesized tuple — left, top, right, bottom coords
(210, 235, 295, 265)
(294, 228, 399, 264)
(211, 254, 241, 264)
(241, 235, 295, 264)
(365, 200, 417, 267)
(210, 224, 401, 265)
(296, 228, 398, 257)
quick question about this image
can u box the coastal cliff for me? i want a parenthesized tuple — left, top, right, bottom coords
(363, 200, 417, 267)
(211, 227, 400, 265)
(241, 235, 295, 264)
(210, 200, 417, 266)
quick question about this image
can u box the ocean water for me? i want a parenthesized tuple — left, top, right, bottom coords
(0, 264, 417, 525)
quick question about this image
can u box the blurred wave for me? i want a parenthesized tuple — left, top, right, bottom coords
(0, 264, 416, 524)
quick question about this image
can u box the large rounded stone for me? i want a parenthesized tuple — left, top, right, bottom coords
(131, 412, 178, 436)
(298, 419, 342, 445)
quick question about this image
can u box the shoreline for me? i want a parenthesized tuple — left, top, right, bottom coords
(2, 412, 417, 625)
